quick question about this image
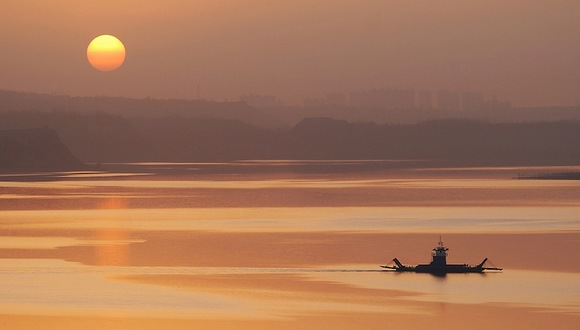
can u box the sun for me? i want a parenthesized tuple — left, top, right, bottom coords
(87, 35, 126, 72)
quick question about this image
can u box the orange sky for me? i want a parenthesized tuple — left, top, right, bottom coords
(0, 0, 578, 106)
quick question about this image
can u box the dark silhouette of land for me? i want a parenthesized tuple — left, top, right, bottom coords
(1, 90, 579, 171)
(0, 127, 85, 172)
(0, 90, 283, 128)
(517, 172, 580, 180)
(3, 90, 580, 128)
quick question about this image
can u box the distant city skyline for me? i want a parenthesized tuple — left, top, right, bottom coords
(246, 87, 511, 112)
(1, 1, 579, 108)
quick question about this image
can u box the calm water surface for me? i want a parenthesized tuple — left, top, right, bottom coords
(0, 162, 579, 329)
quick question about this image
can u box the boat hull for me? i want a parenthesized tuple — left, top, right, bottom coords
(381, 265, 485, 273)
(415, 264, 484, 273)
(380, 239, 502, 274)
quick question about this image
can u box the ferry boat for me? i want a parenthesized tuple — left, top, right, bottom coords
(381, 237, 502, 274)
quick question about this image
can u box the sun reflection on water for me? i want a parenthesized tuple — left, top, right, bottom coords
(0, 164, 579, 327)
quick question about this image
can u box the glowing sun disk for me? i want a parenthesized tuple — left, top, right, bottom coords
(87, 35, 126, 72)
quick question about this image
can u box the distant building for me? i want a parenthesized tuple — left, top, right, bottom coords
(461, 92, 485, 112)
(240, 94, 283, 108)
(304, 93, 347, 107)
(349, 88, 415, 109)
(325, 93, 347, 107)
(437, 90, 460, 111)
(303, 98, 325, 107)
(417, 90, 432, 110)
(485, 96, 512, 112)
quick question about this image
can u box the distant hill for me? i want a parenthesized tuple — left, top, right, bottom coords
(285, 118, 580, 165)
(2, 89, 580, 129)
(0, 113, 579, 166)
(1, 90, 579, 167)
(0, 128, 85, 172)
(0, 89, 284, 129)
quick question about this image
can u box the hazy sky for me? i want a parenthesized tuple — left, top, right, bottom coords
(1, 0, 579, 106)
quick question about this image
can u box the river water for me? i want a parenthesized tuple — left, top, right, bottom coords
(0, 162, 578, 329)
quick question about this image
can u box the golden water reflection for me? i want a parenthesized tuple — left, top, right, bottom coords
(0, 259, 259, 319)
(0, 206, 578, 233)
(94, 198, 131, 266)
(1, 165, 579, 329)
(0, 259, 578, 319)
(2, 177, 578, 190)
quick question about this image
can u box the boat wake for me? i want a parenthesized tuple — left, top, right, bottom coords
(0, 262, 384, 276)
